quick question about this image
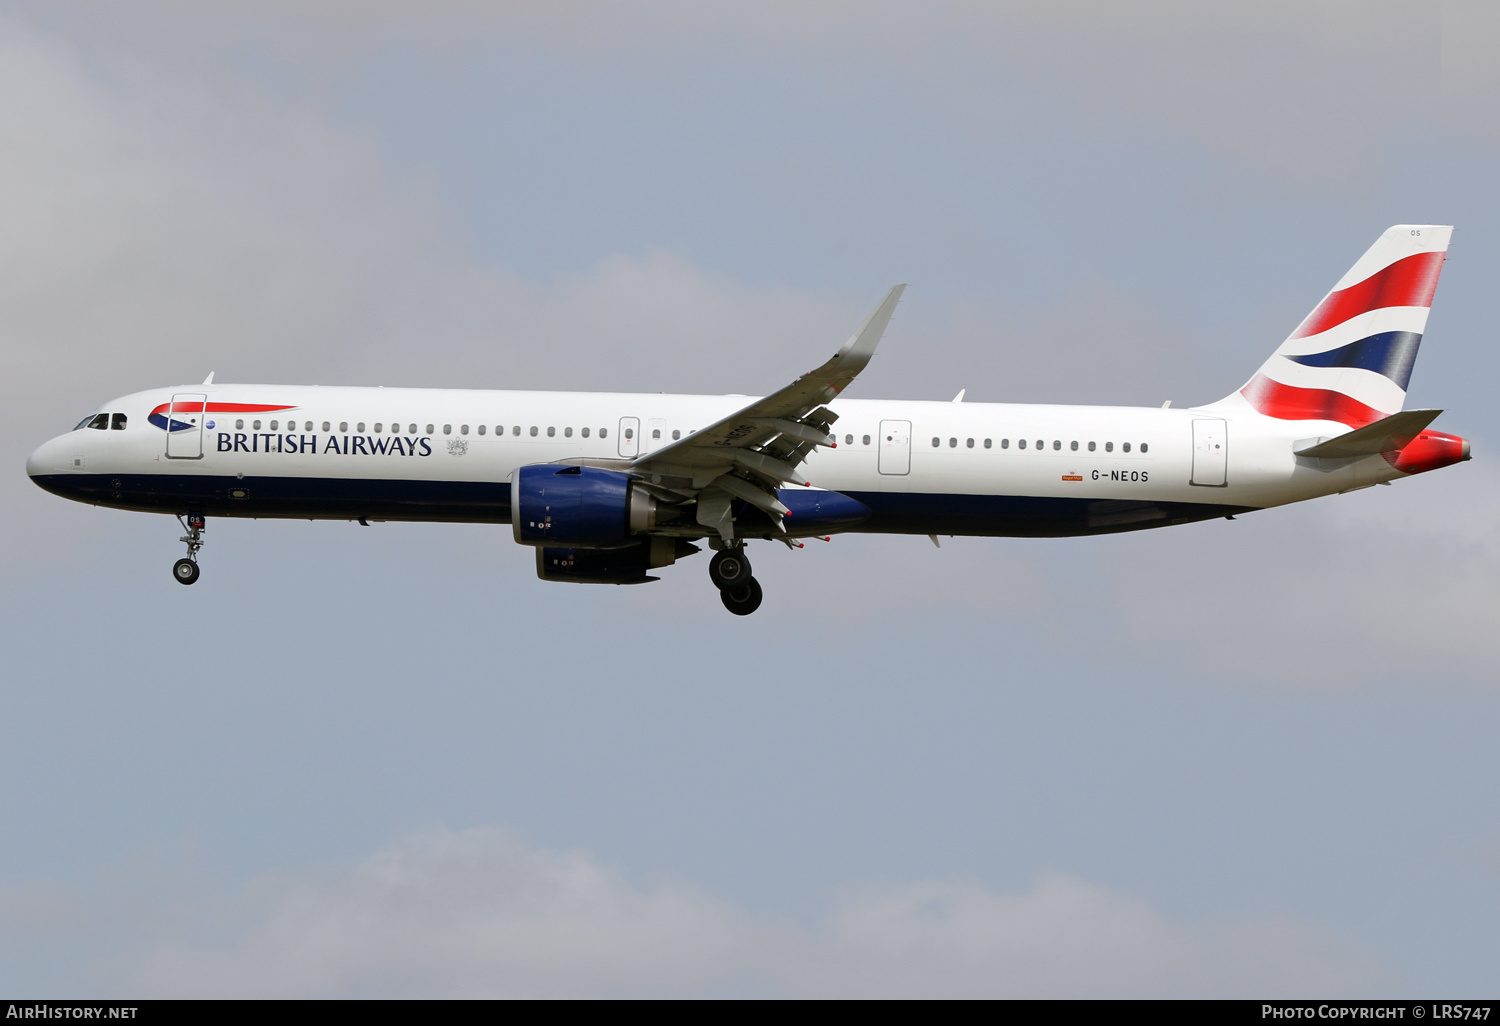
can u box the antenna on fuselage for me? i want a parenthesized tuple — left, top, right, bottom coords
(202, 372, 215, 385)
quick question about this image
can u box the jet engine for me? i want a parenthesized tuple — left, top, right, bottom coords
(511, 464, 664, 548)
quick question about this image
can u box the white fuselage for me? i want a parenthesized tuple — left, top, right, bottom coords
(28, 382, 1406, 538)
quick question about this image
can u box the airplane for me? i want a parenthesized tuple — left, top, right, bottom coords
(26, 225, 1471, 616)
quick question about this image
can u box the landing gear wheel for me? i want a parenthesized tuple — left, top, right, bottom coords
(172, 558, 200, 585)
(720, 576, 763, 616)
(709, 548, 752, 590)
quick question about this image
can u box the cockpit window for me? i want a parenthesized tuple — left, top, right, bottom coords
(81, 414, 109, 431)
(111, 413, 127, 431)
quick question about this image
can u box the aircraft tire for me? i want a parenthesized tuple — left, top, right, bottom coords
(172, 558, 200, 586)
(709, 549, 752, 590)
(720, 576, 762, 616)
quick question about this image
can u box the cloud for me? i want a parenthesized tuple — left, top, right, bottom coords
(19, 1, 1456, 184)
(19, 827, 1386, 997)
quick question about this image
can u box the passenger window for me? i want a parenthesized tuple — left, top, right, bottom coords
(307, 422, 315, 432)
(582, 427, 590, 438)
(600, 428, 608, 438)
(966, 438, 974, 448)
(530, 426, 538, 437)
(1105, 442, 1113, 452)
(1070, 440, 1078, 451)
(949, 438, 957, 448)
(111, 413, 127, 430)
(270, 420, 279, 431)
(444, 425, 453, 435)
(461, 425, 470, 435)
(478, 425, 486, 435)
(545, 427, 554, 438)
(1035, 439, 1043, 450)
(984, 438, 992, 449)
(340, 422, 348, 432)
(373, 423, 382, 433)
(426, 424, 435, 434)
(845, 434, 853, 445)
(512, 426, 521, 436)
(1141, 443, 1149, 453)
(565, 427, 573, 438)
(1001, 439, 1009, 449)
(1052, 440, 1061, 451)
(322, 422, 331, 432)
(253, 420, 263, 430)
(672, 429, 681, 440)
(651, 429, 660, 439)
(624, 428, 633, 439)
(1018, 439, 1026, 449)
(1123, 442, 1131, 452)
(863, 435, 871, 446)
(1088, 441, 1096, 452)
(931, 437, 940, 447)
(355, 422, 364, 432)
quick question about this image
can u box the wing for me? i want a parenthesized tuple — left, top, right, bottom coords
(630, 284, 906, 542)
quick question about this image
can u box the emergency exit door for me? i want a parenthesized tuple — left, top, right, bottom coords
(618, 417, 640, 458)
(1191, 418, 1227, 486)
(879, 419, 911, 475)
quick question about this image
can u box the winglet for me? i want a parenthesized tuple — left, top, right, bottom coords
(831, 284, 906, 376)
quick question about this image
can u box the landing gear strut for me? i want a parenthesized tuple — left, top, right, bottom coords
(172, 513, 205, 586)
(710, 546, 762, 615)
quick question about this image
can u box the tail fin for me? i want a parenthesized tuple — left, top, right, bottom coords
(1213, 225, 1452, 427)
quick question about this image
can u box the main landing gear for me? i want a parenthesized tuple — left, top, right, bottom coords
(172, 513, 205, 586)
(710, 547, 762, 616)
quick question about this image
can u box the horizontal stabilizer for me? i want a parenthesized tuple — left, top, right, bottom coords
(1294, 409, 1442, 458)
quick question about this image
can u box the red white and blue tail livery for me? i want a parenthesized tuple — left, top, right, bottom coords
(27, 226, 1472, 614)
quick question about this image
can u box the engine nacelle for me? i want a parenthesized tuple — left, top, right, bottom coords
(511, 464, 659, 548)
(536, 537, 700, 585)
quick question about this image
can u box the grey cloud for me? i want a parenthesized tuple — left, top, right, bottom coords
(18, 1, 1455, 184)
(37, 828, 1387, 997)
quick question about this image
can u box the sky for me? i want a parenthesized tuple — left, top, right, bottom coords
(2, 0, 1499, 997)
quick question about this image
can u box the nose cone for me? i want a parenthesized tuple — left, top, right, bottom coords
(26, 436, 57, 480)
(26, 434, 80, 500)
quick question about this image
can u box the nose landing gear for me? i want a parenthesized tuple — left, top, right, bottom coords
(172, 513, 205, 586)
(710, 546, 762, 616)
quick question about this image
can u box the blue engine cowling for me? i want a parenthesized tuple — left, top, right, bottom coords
(511, 464, 656, 548)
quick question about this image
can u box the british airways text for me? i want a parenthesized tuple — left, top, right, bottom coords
(216, 433, 434, 457)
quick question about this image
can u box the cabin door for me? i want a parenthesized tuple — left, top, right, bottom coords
(1191, 418, 1227, 486)
(164, 393, 207, 460)
(878, 420, 911, 475)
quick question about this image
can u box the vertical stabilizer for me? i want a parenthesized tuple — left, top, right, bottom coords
(1210, 225, 1452, 427)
